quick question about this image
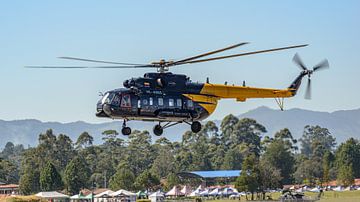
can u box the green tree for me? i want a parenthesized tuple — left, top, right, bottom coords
(262, 129, 295, 185)
(166, 173, 181, 191)
(134, 170, 160, 191)
(76, 132, 94, 149)
(40, 162, 63, 191)
(300, 125, 336, 157)
(337, 164, 354, 187)
(64, 156, 90, 195)
(335, 138, 360, 178)
(235, 154, 259, 200)
(109, 163, 135, 191)
(258, 158, 282, 199)
(0, 158, 18, 184)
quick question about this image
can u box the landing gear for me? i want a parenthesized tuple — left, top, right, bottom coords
(191, 121, 202, 133)
(121, 120, 131, 136)
(153, 124, 163, 136)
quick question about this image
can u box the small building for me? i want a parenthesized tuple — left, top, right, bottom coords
(0, 184, 19, 195)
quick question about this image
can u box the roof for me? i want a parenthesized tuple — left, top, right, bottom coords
(0, 184, 19, 189)
(35, 191, 69, 198)
(178, 170, 241, 179)
(111, 189, 136, 197)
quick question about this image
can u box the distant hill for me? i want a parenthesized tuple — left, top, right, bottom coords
(238, 106, 360, 143)
(1, 107, 359, 148)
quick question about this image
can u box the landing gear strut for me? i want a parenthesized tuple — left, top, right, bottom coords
(121, 120, 131, 136)
(152, 122, 182, 136)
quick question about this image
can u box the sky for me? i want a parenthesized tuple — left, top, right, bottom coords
(0, 1, 359, 123)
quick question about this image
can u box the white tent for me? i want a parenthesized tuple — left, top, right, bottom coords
(111, 189, 136, 202)
(221, 187, 235, 196)
(295, 188, 303, 193)
(310, 187, 320, 193)
(95, 190, 114, 202)
(199, 189, 209, 196)
(36, 191, 69, 202)
(209, 188, 220, 196)
(333, 186, 343, 191)
(166, 186, 184, 197)
(149, 191, 165, 202)
(357, 187, 360, 191)
(181, 185, 192, 196)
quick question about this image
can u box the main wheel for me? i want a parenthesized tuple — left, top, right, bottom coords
(191, 121, 202, 133)
(121, 127, 131, 136)
(153, 125, 163, 136)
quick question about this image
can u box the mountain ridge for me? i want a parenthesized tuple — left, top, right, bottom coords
(1, 107, 359, 148)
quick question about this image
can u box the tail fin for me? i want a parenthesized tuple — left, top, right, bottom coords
(288, 71, 307, 95)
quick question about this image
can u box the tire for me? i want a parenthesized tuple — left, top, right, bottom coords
(121, 127, 131, 136)
(191, 121, 202, 133)
(153, 125, 163, 136)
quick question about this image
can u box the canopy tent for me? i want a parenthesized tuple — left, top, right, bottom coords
(221, 187, 236, 195)
(94, 190, 114, 202)
(70, 193, 93, 201)
(136, 191, 148, 198)
(166, 186, 184, 197)
(209, 188, 220, 196)
(199, 189, 209, 196)
(149, 191, 165, 202)
(309, 187, 320, 193)
(295, 188, 304, 193)
(36, 191, 69, 202)
(95, 190, 114, 198)
(111, 189, 136, 202)
(181, 185, 192, 196)
(333, 186, 343, 191)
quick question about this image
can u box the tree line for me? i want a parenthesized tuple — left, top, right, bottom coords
(0, 115, 359, 197)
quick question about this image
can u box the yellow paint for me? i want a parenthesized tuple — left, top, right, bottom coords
(183, 94, 218, 114)
(200, 83, 295, 100)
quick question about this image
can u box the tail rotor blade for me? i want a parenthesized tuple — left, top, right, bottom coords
(293, 53, 308, 70)
(313, 59, 329, 72)
(305, 78, 312, 100)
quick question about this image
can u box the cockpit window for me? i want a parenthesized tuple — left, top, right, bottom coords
(101, 93, 109, 104)
(121, 94, 131, 107)
(112, 94, 121, 106)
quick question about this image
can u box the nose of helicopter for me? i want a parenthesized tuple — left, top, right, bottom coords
(96, 101, 111, 118)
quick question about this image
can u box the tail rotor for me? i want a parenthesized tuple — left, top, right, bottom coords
(292, 53, 329, 99)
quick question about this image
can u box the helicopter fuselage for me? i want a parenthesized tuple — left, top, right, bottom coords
(96, 72, 218, 122)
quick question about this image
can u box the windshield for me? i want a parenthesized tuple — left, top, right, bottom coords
(101, 92, 115, 104)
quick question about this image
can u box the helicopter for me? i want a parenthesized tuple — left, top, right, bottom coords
(27, 42, 329, 136)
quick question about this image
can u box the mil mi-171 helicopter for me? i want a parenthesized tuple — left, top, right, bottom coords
(27, 42, 329, 136)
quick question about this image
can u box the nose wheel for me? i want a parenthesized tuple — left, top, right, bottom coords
(121, 120, 131, 136)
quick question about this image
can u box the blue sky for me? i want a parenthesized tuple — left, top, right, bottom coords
(0, 1, 359, 123)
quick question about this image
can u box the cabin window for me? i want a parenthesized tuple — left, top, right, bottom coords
(177, 99, 182, 107)
(121, 94, 131, 107)
(149, 97, 153, 105)
(142, 99, 148, 105)
(169, 99, 174, 107)
(112, 94, 121, 106)
(187, 100, 193, 108)
(158, 98, 164, 106)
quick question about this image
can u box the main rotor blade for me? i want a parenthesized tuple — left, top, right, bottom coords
(176, 44, 308, 65)
(58, 57, 147, 66)
(25, 65, 155, 69)
(172, 42, 249, 65)
(305, 78, 312, 99)
(293, 53, 307, 70)
(313, 59, 329, 72)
